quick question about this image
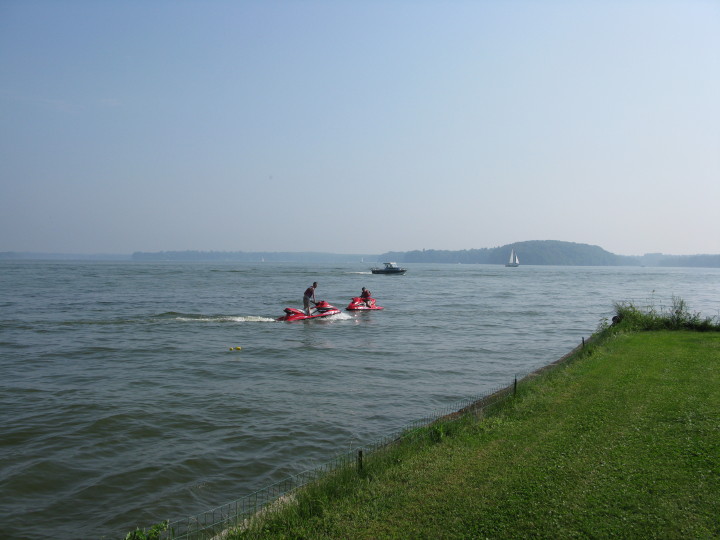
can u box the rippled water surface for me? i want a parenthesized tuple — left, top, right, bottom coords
(1, 261, 718, 538)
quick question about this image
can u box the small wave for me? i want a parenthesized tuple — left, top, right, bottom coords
(154, 311, 194, 319)
(54, 318, 142, 327)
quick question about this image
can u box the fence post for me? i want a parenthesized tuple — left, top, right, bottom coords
(514, 375, 517, 395)
(582, 337, 585, 348)
(357, 449, 363, 472)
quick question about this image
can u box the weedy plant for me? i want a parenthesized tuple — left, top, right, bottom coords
(124, 520, 168, 540)
(609, 295, 719, 333)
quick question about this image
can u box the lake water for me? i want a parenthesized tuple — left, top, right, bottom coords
(1, 261, 718, 539)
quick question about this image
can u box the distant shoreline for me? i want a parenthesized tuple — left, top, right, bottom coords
(2, 240, 720, 267)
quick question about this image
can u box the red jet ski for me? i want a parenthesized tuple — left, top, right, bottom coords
(277, 300, 341, 321)
(346, 297, 384, 311)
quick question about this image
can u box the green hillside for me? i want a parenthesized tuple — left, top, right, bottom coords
(382, 240, 638, 266)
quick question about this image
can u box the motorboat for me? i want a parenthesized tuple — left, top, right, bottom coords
(371, 262, 407, 275)
(346, 297, 384, 311)
(276, 300, 341, 321)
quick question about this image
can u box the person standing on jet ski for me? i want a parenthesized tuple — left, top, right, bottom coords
(360, 286, 372, 308)
(304, 282, 318, 315)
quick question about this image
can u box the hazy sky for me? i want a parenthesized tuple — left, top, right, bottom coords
(1, 1, 718, 256)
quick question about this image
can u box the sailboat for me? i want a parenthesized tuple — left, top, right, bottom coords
(505, 249, 520, 267)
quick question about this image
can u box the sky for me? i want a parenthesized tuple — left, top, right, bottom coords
(1, 1, 718, 256)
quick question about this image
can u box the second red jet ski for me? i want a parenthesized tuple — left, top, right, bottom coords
(277, 300, 341, 322)
(346, 297, 384, 311)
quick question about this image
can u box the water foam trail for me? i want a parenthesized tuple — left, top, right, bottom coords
(235, 315, 277, 322)
(208, 315, 276, 323)
(156, 313, 276, 323)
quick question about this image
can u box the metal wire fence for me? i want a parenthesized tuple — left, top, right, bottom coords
(160, 341, 586, 539)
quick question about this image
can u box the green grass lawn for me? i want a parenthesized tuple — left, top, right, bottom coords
(232, 330, 720, 539)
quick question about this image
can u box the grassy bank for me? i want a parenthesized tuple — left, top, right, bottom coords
(230, 304, 720, 538)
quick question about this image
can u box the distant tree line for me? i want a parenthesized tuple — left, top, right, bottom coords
(130, 251, 375, 263)
(653, 254, 720, 268)
(0, 252, 129, 261)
